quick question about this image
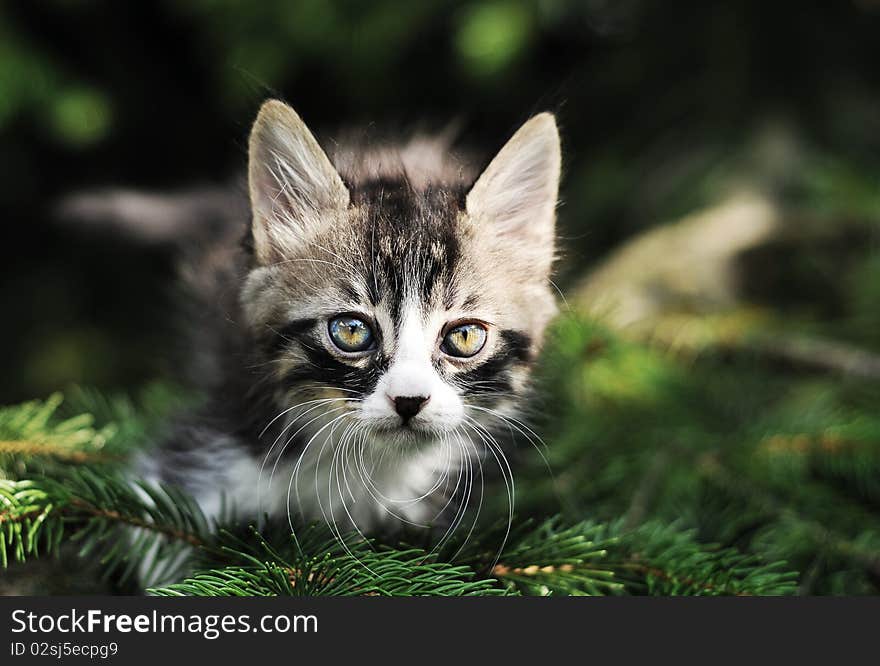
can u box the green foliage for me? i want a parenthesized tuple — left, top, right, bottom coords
(607, 522, 798, 596)
(2, 0, 879, 597)
(153, 525, 511, 597)
(455, 2, 533, 77)
(0, 389, 801, 595)
(524, 315, 880, 594)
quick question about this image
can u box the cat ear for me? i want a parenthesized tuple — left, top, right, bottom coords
(248, 100, 349, 263)
(466, 113, 560, 272)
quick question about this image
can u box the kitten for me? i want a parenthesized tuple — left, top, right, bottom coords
(139, 99, 561, 539)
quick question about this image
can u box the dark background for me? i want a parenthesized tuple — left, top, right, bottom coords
(5, 1, 880, 596)
(2, 0, 880, 401)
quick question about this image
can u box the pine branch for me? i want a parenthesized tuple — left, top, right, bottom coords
(0, 393, 119, 472)
(0, 471, 213, 582)
(0, 440, 120, 464)
(148, 566, 292, 597)
(151, 525, 512, 597)
(609, 303, 880, 381)
(437, 517, 796, 596)
(1, 468, 510, 596)
(698, 453, 880, 580)
(0, 388, 803, 596)
(605, 522, 798, 595)
(484, 519, 621, 596)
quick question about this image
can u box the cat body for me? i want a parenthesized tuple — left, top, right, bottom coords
(138, 101, 561, 537)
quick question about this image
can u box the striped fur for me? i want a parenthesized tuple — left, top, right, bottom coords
(149, 100, 561, 536)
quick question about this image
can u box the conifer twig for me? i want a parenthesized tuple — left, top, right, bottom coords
(0, 440, 119, 464)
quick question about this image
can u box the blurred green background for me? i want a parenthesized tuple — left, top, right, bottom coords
(3, 0, 880, 402)
(4, 0, 880, 594)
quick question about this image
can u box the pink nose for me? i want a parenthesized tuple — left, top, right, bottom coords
(391, 395, 429, 423)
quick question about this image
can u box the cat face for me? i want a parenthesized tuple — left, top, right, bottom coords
(242, 100, 560, 457)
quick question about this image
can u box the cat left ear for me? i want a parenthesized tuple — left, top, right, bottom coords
(466, 113, 560, 271)
(248, 100, 349, 263)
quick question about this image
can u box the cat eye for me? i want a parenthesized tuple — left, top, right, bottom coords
(328, 316, 375, 353)
(441, 322, 488, 358)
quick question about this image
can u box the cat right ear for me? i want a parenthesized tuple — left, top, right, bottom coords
(248, 100, 349, 264)
(465, 113, 561, 276)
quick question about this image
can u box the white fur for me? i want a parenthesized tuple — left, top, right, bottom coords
(134, 102, 563, 588)
(171, 302, 478, 534)
(179, 426, 462, 535)
(360, 304, 464, 435)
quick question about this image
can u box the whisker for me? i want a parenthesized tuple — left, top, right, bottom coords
(448, 425, 485, 562)
(429, 431, 473, 556)
(322, 417, 375, 571)
(462, 416, 515, 567)
(285, 410, 354, 556)
(466, 404, 557, 487)
(264, 403, 349, 494)
(258, 398, 355, 514)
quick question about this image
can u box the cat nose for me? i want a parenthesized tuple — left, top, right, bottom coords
(391, 395, 429, 423)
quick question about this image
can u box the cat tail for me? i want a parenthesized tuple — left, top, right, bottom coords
(54, 182, 250, 247)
